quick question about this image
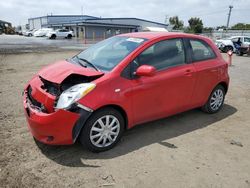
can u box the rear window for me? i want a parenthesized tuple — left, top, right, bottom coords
(190, 39, 216, 62)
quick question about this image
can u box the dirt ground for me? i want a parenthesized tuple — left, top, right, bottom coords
(0, 51, 250, 188)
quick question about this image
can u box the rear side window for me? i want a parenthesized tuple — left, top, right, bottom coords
(244, 37, 250, 43)
(190, 39, 216, 62)
(135, 38, 186, 70)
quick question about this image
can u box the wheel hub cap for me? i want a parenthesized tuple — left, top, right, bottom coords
(210, 89, 224, 111)
(90, 115, 120, 148)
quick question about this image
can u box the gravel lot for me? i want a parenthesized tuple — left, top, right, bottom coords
(0, 37, 250, 187)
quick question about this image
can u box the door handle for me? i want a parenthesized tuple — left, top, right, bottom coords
(184, 69, 193, 76)
(210, 69, 218, 73)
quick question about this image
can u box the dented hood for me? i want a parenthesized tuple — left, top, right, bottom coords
(38, 60, 104, 84)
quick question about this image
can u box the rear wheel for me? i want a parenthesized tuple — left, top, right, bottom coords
(202, 85, 225, 114)
(79, 107, 124, 152)
(236, 50, 244, 56)
(67, 34, 72, 39)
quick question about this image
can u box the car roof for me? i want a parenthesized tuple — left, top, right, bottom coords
(119, 32, 205, 40)
(230, 36, 249, 38)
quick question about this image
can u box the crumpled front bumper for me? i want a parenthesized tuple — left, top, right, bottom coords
(23, 90, 80, 145)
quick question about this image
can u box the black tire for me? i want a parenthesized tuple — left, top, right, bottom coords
(50, 34, 56, 39)
(235, 49, 242, 56)
(79, 107, 125, 152)
(202, 85, 225, 114)
(237, 51, 244, 56)
(28, 33, 32, 37)
(67, 34, 72, 39)
(224, 46, 233, 53)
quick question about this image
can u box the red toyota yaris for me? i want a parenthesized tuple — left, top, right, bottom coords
(23, 32, 229, 152)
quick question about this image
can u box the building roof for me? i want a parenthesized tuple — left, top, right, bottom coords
(49, 21, 139, 28)
(0, 20, 11, 25)
(28, 15, 98, 20)
(85, 17, 169, 27)
(28, 15, 168, 28)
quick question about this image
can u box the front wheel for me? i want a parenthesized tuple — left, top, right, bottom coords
(50, 34, 56, 39)
(202, 85, 225, 114)
(79, 107, 125, 152)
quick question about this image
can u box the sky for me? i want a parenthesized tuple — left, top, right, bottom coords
(1, 0, 250, 27)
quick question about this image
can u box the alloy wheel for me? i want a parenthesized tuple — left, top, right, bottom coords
(90, 115, 120, 148)
(210, 89, 224, 111)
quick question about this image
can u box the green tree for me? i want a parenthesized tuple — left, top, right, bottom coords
(203, 27, 213, 32)
(188, 17, 203, 33)
(231, 23, 250, 30)
(169, 16, 184, 30)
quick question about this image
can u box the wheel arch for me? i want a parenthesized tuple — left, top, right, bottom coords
(51, 34, 56, 38)
(72, 104, 128, 143)
(224, 45, 234, 52)
(202, 81, 228, 108)
(217, 81, 228, 94)
(94, 104, 128, 130)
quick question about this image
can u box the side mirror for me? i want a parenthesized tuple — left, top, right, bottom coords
(135, 65, 156, 77)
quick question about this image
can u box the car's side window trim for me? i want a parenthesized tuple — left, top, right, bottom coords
(121, 37, 188, 80)
(183, 38, 193, 64)
(154, 38, 188, 72)
(188, 38, 217, 63)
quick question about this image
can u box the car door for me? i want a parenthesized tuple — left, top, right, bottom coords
(128, 38, 196, 125)
(244, 37, 250, 45)
(188, 38, 220, 107)
(56, 29, 63, 38)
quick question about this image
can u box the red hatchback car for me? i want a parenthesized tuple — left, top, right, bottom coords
(23, 32, 229, 152)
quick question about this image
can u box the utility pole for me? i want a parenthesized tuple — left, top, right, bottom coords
(226, 5, 233, 29)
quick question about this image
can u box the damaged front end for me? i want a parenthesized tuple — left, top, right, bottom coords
(23, 60, 104, 145)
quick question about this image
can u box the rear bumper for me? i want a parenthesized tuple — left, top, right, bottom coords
(23, 92, 80, 145)
(238, 46, 249, 54)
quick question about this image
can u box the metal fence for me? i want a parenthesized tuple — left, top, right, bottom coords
(78, 30, 250, 44)
(202, 30, 250, 40)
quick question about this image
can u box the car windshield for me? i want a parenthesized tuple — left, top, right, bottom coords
(73, 36, 147, 72)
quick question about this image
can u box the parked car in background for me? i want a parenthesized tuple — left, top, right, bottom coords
(34, 28, 53, 37)
(46, 29, 74, 39)
(24, 29, 37, 37)
(215, 36, 250, 54)
(23, 32, 229, 152)
(18, 30, 25, 35)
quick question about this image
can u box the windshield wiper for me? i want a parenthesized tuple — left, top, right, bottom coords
(75, 56, 99, 71)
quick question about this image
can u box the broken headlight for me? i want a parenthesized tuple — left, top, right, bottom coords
(55, 83, 96, 110)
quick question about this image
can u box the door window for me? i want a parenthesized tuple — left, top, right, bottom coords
(231, 37, 240, 43)
(244, 37, 250, 43)
(135, 38, 186, 70)
(189, 39, 216, 62)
